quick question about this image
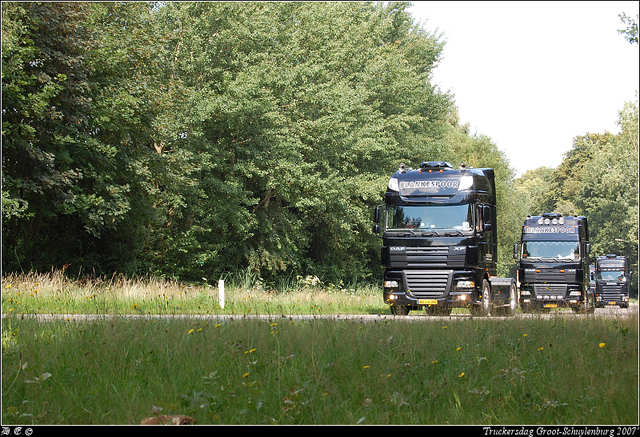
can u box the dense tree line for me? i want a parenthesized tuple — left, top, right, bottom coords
(516, 13, 638, 294)
(515, 96, 638, 295)
(2, 2, 635, 290)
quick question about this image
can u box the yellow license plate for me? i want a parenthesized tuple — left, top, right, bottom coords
(609, 302, 617, 305)
(419, 299, 438, 305)
(544, 303, 558, 308)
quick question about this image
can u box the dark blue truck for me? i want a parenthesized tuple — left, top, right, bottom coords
(595, 254, 632, 308)
(514, 213, 594, 313)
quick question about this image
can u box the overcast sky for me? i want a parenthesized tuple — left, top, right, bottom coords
(409, 1, 639, 176)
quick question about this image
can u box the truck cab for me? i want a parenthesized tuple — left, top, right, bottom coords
(374, 161, 516, 316)
(595, 254, 632, 308)
(514, 213, 593, 312)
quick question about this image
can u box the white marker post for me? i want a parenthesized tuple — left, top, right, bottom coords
(218, 279, 225, 309)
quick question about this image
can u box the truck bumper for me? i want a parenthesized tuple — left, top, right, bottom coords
(384, 289, 476, 309)
(519, 282, 589, 311)
(596, 295, 629, 308)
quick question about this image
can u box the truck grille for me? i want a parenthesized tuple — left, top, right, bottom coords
(533, 283, 567, 296)
(599, 285, 624, 300)
(404, 270, 452, 298)
(390, 246, 465, 268)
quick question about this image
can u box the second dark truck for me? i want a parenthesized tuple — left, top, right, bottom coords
(514, 213, 594, 312)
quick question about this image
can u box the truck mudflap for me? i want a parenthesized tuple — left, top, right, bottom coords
(488, 277, 515, 292)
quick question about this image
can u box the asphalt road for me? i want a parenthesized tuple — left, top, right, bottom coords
(4, 303, 636, 322)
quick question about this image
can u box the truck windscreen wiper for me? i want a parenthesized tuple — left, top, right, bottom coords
(421, 229, 440, 236)
(444, 229, 463, 236)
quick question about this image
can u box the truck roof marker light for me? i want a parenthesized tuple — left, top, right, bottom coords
(458, 175, 473, 190)
(388, 177, 399, 192)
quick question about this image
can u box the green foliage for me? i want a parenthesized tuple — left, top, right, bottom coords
(515, 96, 639, 295)
(0, 2, 530, 283)
(618, 12, 639, 45)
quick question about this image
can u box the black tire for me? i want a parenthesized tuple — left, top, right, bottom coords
(505, 282, 517, 316)
(471, 279, 492, 317)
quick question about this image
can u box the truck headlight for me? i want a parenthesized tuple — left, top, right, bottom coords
(384, 280, 399, 288)
(569, 291, 581, 296)
(455, 280, 475, 289)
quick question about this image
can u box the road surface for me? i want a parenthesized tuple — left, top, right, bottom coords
(4, 303, 636, 322)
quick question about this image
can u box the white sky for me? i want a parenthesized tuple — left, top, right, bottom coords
(410, 1, 639, 176)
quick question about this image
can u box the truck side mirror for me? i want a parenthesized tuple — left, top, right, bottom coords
(373, 205, 382, 235)
(482, 206, 492, 232)
(513, 243, 519, 260)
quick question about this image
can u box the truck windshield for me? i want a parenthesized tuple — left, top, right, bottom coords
(386, 204, 473, 233)
(522, 241, 579, 261)
(597, 270, 626, 282)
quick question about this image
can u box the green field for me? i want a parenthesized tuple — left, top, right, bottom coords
(2, 272, 638, 425)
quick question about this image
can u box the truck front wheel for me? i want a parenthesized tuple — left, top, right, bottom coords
(471, 279, 492, 317)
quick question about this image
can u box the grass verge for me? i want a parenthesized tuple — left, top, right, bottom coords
(2, 271, 638, 425)
(2, 312, 637, 425)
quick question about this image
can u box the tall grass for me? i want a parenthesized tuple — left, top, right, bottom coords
(1, 270, 386, 316)
(2, 311, 637, 425)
